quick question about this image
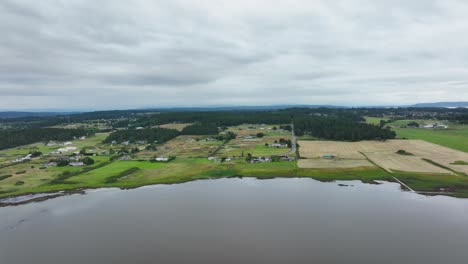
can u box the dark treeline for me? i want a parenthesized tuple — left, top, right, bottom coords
(456, 114, 468, 124)
(131, 111, 293, 128)
(180, 123, 219, 135)
(294, 115, 396, 141)
(0, 128, 92, 150)
(1, 107, 417, 144)
(104, 128, 179, 144)
(3, 107, 468, 129)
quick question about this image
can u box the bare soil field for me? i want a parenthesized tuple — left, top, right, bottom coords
(297, 159, 374, 169)
(138, 135, 223, 158)
(298, 140, 468, 174)
(362, 151, 449, 174)
(227, 124, 290, 137)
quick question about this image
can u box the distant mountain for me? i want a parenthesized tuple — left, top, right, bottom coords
(0, 111, 73, 119)
(411, 102, 468, 108)
(147, 105, 347, 112)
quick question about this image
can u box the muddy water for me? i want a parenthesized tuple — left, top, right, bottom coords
(1, 178, 468, 264)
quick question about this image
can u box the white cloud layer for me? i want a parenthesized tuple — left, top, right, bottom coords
(1, 0, 468, 110)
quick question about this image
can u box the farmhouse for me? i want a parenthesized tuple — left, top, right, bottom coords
(69, 161, 85, 167)
(250, 157, 272, 163)
(43, 162, 58, 167)
(423, 123, 448, 129)
(155, 156, 169, 162)
(57, 146, 77, 153)
(11, 154, 32, 163)
(268, 143, 288, 148)
(119, 156, 132, 161)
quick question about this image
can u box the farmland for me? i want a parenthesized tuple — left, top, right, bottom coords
(298, 139, 468, 174)
(394, 126, 468, 153)
(1, 107, 468, 200)
(365, 117, 468, 152)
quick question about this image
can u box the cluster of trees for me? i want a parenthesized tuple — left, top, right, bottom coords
(456, 114, 468, 124)
(294, 116, 395, 141)
(104, 128, 179, 144)
(0, 128, 91, 150)
(1, 108, 407, 147)
(180, 123, 219, 135)
(214, 131, 237, 142)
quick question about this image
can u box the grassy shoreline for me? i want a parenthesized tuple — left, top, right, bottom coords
(2, 159, 468, 200)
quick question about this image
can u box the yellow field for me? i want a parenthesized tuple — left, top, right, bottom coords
(298, 140, 468, 174)
(297, 159, 373, 169)
(138, 135, 223, 158)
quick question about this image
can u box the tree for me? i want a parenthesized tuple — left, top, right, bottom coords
(256, 132, 264, 138)
(407, 121, 419, 128)
(82, 157, 95, 165)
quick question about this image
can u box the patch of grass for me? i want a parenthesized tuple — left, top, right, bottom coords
(422, 158, 466, 176)
(297, 166, 392, 184)
(451, 160, 468, 165)
(395, 171, 468, 197)
(0, 174, 13, 181)
(105, 167, 140, 183)
(49, 161, 113, 184)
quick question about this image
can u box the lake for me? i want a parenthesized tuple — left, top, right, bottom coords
(1, 178, 468, 264)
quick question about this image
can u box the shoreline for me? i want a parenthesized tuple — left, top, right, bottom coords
(0, 174, 462, 207)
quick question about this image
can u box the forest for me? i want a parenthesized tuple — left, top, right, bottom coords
(0, 108, 401, 145)
(0, 128, 92, 150)
(180, 123, 219, 135)
(103, 128, 180, 144)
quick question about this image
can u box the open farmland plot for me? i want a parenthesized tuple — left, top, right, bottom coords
(144, 135, 224, 158)
(298, 140, 468, 174)
(298, 141, 367, 160)
(227, 124, 291, 137)
(217, 135, 292, 157)
(297, 159, 374, 169)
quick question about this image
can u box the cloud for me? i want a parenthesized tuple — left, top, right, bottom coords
(1, 0, 468, 110)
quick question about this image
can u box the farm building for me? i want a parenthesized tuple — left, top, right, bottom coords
(155, 156, 169, 162)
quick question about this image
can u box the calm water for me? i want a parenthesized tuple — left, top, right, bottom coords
(1, 178, 468, 264)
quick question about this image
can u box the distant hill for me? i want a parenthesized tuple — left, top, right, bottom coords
(148, 105, 347, 112)
(411, 102, 468, 108)
(0, 111, 73, 119)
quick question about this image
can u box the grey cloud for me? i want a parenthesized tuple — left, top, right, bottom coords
(0, 0, 467, 110)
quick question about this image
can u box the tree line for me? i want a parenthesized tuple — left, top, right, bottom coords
(0, 128, 92, 150)
(104, 128, 180, 144)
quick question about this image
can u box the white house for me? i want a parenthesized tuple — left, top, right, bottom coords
(156, 156, 169, 162)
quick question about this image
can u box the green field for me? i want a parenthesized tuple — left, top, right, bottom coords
(365, 117, 468, 153)
(394, 126, 468, 153)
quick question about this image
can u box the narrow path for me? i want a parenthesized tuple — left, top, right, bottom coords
(282, 123, 296, 156)
(392, 176, 415, 193)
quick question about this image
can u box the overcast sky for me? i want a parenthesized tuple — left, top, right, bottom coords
(1, 0, 468, 110)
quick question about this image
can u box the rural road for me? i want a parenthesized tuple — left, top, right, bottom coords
(283, 123, 297, 156)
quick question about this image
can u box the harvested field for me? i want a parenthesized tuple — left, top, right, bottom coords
(298, 159, 374, 169)
(362, 151, 449, 174)
(298, 140, 468, 174)
(227, 124, 291, 137)
(298, 141, 367, 159)
(157, 135, 223, 158)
